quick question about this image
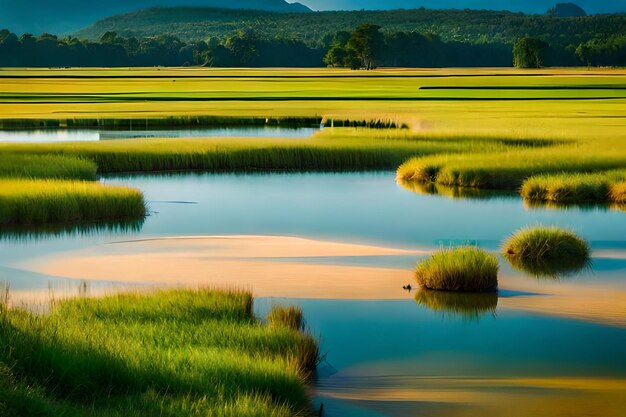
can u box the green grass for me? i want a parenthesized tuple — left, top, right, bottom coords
(0, 289, 319, 417)
(414, 288, 498, 320)
(503, 226, 591, 278)
(397, 149, 626, 190)
(415, 247, 499, 292)
(521, 170, 626, 204)
(0, 129, 550, 174)
(0, 179, 146, 226)
(267, 305, 304, 331)
(0, 154, 97, 181)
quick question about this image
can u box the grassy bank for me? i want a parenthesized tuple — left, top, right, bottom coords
(521, 170, 626, 204)
(0, 289, 319, 417)
(0, 130, 558, 174)
(0, 179, 145, 226)
(0, 154, 97, 181)
(397, 149, 626, 190)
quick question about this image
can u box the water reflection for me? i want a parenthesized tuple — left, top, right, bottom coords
(0, 218, 144, 242)
(414, 288, 498, 320)
(397, 179, 516, 201)
(524, 199, 625, 213)
(504, 253, 592, 279)
(0, 126, 319, 142)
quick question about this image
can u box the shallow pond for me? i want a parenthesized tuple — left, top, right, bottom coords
(0, 126, 319, 142)
(1, 172, 625, 416)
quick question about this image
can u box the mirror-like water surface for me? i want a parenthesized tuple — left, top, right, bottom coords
(1, 172, 625, 416)
(0, 126, 319, 142)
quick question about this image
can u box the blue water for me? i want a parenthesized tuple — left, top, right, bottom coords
(1, 171, 624, 417)
(0, 126, 318, 142)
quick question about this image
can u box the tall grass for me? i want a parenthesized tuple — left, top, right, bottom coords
(397, 150, 626, 190)
(0, 154, 97, 180)
(415, 247, 499, 292)
(0, 289, 319, 417)
(0, 179, 146, 226)
(0, 116, 323, 130)
(0, 130, 559, 174)
(503, 226, 590, 278)
(521, 170, 626, 204)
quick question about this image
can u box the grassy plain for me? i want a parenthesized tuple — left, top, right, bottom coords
(0, 67, 625, 205)
(0, 289, 318, 417)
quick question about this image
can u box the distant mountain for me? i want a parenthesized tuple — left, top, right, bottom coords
(0, 0, 311, 35)
(75, 6, 626, 50)
(299, 1, 626, 15)
(547, 3, 587, 17)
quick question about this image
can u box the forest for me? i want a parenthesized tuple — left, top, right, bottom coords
(1, 6, 625, 68)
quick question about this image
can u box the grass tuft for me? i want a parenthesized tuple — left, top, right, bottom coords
(503, 226, 591, 278)
(415, 247, 499, 292)
(267, 305, 304, 331)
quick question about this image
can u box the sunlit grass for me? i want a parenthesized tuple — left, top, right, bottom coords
(521, 170, 626, 204)
(415, 247, 499, 292)
(0, 154, 97, 180)
(0, 129, 550, 174)
(503, 226, 590, 278)
(0, 179, 146, 226)
(0, 288, 319, 417)
(397, 149, 626, 190)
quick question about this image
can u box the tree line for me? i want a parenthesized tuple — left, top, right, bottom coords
(0, 27, 624, 68)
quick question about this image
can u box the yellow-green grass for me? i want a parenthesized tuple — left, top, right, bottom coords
(503, 227, 590, 278)
(397, 149, 626, 190)
(0, 154, 97, 180)
(415, 247, 499, 292)
(521, 170, 626, 204)
(1, 68, 626, 143)
(0, 129, 552, 174)
(0, 289, 319, 417)
(0, 179, 146, 226)
(267, 305, 304, 332)
(414, 288, 498, 320)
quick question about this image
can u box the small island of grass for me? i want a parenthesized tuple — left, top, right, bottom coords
(415, 247, 499, 292)
(503, 226, 590, 278)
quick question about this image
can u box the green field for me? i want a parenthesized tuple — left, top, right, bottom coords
(0, 66, 625, 216)
(0, 289, 318, 417)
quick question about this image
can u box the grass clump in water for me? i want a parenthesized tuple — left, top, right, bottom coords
(0, 288, 319, 417)
(0, 179, 146, 226)
(503, 226, 591, 278)
(415, 288, 498, 320)
(0, 154, 97, 181)
(415, 247, 499, 292)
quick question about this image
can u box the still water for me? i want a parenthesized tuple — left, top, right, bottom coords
(1, 172, 625, 416)
(0, 126, 318, 142)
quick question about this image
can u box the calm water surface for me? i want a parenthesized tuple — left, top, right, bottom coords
(1, 172, 624, 416)
(0, 126, 318, 142)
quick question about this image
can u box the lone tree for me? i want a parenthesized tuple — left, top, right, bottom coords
(346, 24, 384, 70)
(323, 43, 346, 67)
(513, 37, 548, 68)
